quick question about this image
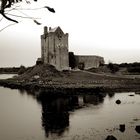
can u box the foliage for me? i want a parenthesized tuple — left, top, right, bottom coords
(127, 66, 140, 73)
(78, 63, 85, 70)
(119, 62, 140, 68)
(107, 62, 140, 74)
(18, 65, 26, 75)
(119, 62, 140, 73)
(107, 63, 120, 73)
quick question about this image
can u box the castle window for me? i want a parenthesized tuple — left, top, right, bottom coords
(56, 31, 63, 40)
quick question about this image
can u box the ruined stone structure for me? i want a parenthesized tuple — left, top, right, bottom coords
(39, 26, 105, 71)
(75, 55, 104, 70)
(40, 26, 69, 70)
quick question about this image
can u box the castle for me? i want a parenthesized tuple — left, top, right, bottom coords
(37, 26, 104, 71)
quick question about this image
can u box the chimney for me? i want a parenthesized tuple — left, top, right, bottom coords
(44, 26, 48, 34)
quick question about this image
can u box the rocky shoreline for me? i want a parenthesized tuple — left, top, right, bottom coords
(0, 78, 140, 94)
(0, 64, 140, 94)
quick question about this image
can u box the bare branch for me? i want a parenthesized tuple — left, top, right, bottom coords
(6, 13, 40, 19)
(16, 9, 42, 25)
(44, 6, 55, 13)
(0, 0, 55, 23)
(0, 11, 18, 23)
(16, 9, 34, 19)
(33, 19, 41, 25)
(5, 5, 21, 12)
(12, 7, 43, 11)
(0, 22, 17, 32)
(0, 16, 4, 22)
(14, 6, 56, 12)
(24, 0, 31, 4)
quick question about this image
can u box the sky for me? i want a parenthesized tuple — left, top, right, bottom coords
(0, 0, 140, 67)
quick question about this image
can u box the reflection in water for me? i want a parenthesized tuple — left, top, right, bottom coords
(108, 92, 115, 98)
(2, 87, 140, 140)
(119, 124, 125, 133)
(19, 89, 39, 100)
(135, 125, 140, 134)
(83, 92, 106, 105)
(39, 96, 70, 137)
(36, 91, 106, 137)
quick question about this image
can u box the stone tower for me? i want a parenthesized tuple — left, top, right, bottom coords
(41, 26, 69, 71)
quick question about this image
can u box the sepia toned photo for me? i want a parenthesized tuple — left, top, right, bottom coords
(0, 0, 140, 140)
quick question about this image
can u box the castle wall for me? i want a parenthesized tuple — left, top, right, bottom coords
(41, 27, 69, 71)
(48, 33, 55, 65)
(54, 33, 69, 70)
(41, 35, 49, 63)
(75, 55, 104, 69)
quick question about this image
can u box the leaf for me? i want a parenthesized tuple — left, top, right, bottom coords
(33, 20, 41, 25)
(44, 6, 55, 13)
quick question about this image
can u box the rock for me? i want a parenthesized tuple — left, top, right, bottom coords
(105, 135, 117, 140)
(119, 124, 125, 132)
(128, 94, 134, 96)
(135, 125, 140, 134)
(116, 99, 121, 104)
(133, 118, 140, 122)
(34, 75, 40, 79)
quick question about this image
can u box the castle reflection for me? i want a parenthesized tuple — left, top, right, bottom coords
(36, 91, 106, 137)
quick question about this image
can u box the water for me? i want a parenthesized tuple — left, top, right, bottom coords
(0, 74, 17, 79)
(0, 75, 140, 140)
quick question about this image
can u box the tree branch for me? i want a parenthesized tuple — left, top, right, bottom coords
(6, 13, 40, 19)
(0, 11, 18, 23)
(12, 7, 43, 10)
(0, 0, 55, 23)
(0, 22, 17, 32)
(0, 16, 4, 22)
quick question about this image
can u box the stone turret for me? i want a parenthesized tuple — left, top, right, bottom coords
(44, 26, 48, 34)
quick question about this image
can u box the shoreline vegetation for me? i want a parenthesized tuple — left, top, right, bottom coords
(0, 64, 140, 93)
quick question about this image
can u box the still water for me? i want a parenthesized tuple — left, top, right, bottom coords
(0, 75, 140, 140)
(0, 74, 16, 79)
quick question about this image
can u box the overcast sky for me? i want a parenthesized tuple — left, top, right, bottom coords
(0, 0, 140, 67)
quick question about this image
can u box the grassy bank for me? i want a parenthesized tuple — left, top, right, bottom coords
(0, 64, 140, 93)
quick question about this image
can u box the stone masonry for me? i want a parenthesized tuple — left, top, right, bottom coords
(41, 26, 69, 71)
(75, 55, 104, 69)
